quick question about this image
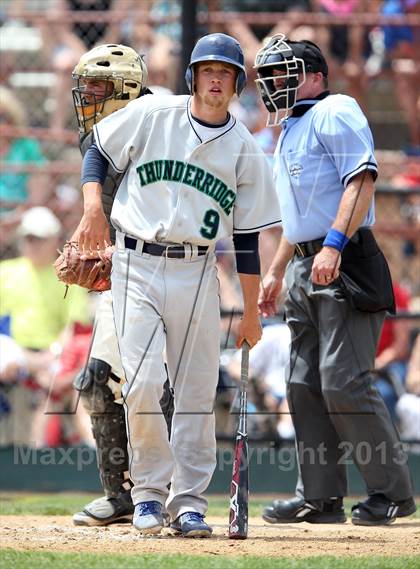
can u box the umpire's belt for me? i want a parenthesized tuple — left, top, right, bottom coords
(294, 238, 325, 257)
(122, 235, 208, 259)
(295, 230, 362, 257)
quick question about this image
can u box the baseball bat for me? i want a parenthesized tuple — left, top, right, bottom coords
(228, 341, 250, 540)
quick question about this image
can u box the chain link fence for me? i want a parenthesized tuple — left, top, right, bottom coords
(1, 1, 419, 446)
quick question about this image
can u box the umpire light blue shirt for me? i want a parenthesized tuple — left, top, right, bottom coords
(274, 93, 378, 244)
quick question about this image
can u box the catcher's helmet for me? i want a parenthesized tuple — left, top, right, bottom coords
(72, 44, 148, 134)
(255, 35, 328, 125)
(185, 33, 247, 96)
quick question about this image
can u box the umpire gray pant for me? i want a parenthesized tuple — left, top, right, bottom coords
(285, 256, 413, 502)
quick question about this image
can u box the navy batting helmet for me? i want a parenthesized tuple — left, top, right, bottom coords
(185, 33, 247, 96)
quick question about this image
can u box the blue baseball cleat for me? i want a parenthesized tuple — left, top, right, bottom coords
(170, 511, 213, 538)
(133, 500, 164, 535)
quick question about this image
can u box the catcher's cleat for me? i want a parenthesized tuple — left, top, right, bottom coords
(133, 501, 164, 535)
(352, 494, 416, 526)
(73, 494, 134, 526)
(170, 512, 213, 538)
(262, 496, 346, 524)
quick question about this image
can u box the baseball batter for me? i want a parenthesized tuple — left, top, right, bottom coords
(75, 33, 281, 537)
(69, 44, 173, 527)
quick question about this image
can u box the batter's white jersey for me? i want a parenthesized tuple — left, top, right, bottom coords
(93, 94, 281, 245)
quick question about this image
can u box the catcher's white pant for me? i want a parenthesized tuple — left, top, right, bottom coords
(90, 290, 125, 381)
(111, 243, 220, 520)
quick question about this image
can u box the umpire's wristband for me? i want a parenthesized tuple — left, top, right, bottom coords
(323, 228, 349, 253)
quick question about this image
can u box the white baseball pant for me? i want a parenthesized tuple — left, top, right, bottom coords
(90, 290, 125, 381)
(111, 241, 220, 519)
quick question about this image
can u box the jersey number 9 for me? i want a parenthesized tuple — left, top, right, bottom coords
(200, 209, 220, 240)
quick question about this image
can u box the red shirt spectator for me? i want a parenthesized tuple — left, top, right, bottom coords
(376, 283, 411, 364)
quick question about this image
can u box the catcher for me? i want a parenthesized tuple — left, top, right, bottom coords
(59, 44, 173, 526)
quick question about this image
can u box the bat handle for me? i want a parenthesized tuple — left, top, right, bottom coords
(240, 340, 249, 384)
(238, 340, 249, 437)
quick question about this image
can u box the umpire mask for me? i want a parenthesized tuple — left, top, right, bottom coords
(254, 34, 306, 126)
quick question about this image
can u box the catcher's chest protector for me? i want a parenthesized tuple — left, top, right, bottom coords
(80, 133, 124, 245)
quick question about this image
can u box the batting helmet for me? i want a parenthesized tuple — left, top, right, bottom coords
(185, 33, 247, 96)
(72, 44, 148, 134)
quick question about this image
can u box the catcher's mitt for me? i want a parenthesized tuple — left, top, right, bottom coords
(54, 241, 114, 292)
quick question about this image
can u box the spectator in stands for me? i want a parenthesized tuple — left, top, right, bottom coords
(400, 188, 420, 286)
(49, 184, 84, 239)
(395, 332, 420, 449)
(374, 282, 412, 419)
(0, 87, 46, 216)
(125, 1, 181, 93)
(405, 331, 420, 394)
(381, 0, 420, 154)
(387, 161, 420, 291)
(214, 239, 244, 348)
(141, 33, 179, 93)
(0, 331, 32, 446)
(150, 0, 182, 43)
(0, 332, 28, 386)
(222, 0, 312, 67)
(42, 0, 129, 130)
(31, 321, 95, 447)
(311, 0, 372, 108)
(67, 0, 124, 50)
(0, 207, 90, 446)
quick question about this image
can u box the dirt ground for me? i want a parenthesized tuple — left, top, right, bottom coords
(1, 515, 419, 558)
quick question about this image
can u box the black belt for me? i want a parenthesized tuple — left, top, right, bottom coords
(124, 236, 208, 259)
(295, 238, 324, 257)
(295, 230, 363, 257)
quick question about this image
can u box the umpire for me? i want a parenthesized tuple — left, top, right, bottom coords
(255, 35, 415, 526)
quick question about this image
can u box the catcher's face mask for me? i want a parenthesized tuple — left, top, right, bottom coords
(254, 34, 306, 126)
(72, 43, 147, 134)
(72, 77, 115, 133)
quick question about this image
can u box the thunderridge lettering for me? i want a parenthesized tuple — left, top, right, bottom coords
(137, 160, 236, 215)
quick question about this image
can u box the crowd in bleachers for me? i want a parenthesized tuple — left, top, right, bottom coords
(0, 0, 419, 448)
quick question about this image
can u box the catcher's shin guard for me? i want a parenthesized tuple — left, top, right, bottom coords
(74, 358, 131, 497)
(74, 358, 174, 497)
